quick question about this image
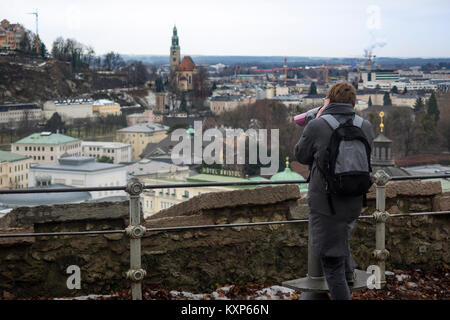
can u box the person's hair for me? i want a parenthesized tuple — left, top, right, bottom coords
(326, 82, 356, 106)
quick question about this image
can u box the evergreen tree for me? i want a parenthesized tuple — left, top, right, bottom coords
(383, 92, 392, 106)
(391, 86, 398, 94)
(309, 82, 317, 95)
(413, 97, 425, 113)
(180, 94, 187, 113)
(368, 96, 372, 107)
(426, 92, 440, 123)
(44, 112, 66, 133)
(403, 87, 408, 94)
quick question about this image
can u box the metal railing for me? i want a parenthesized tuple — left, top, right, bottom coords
(0, 171, 449, 299)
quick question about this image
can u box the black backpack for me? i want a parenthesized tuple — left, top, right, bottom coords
(317, 114, 372, 214)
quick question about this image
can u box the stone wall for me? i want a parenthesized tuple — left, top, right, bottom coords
(0, 181, 448, 298)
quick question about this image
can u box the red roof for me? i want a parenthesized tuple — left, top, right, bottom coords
(178, 56, 196, 71)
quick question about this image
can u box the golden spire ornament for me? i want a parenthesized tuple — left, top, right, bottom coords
(286, 156, 290, 168)
(379, 111, 385, 133)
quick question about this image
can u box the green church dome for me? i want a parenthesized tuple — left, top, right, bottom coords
(270, 157, 308, 192)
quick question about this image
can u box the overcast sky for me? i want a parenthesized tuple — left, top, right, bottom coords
(1, 0, 449, 58)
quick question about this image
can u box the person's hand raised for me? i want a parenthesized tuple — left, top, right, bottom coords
(316, 98, 330, 118)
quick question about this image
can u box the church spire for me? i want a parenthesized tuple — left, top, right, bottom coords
(171, 25, 179, 49)
(170, 25, 181, 73)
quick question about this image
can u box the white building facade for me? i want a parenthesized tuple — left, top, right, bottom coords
(81, 141, 132, 164)
(29, 156, 127, 200)
(43, 100, 94, 122)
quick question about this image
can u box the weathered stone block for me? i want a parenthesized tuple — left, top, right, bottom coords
(433, 193, 450, 211)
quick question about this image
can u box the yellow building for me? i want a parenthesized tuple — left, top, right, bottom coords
(0, 150, 32, 189)
(93, 99, 121, 117)
(116, 123, 169, 160)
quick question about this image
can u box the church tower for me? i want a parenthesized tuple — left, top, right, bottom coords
(170, 26, 180, 73)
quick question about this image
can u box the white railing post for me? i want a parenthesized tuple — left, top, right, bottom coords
(125, 177, 146, 300)
(372, 170, 390, 288)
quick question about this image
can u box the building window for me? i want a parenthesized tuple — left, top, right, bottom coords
(16, 146, 19, 151)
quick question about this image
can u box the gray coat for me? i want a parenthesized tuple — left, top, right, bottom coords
(294, 103, 374, 257)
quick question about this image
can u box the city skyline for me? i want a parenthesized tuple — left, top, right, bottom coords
(1, 0, 450, 58)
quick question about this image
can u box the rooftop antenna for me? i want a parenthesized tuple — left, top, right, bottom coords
(27, 9, 39, 54)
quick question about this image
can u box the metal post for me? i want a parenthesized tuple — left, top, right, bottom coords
(300, 220, 329, 300)
(372, 170, 390, 288)
(125, 177, 146, 300)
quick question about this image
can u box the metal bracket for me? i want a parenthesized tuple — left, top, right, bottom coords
(372, 170, 390, 186)
(126, 269, 147, 282)
(126, 225, 146, 239)
(373, 210, 390, 223)
(372, 248, 390, 261)
(126, 178, 144, 196)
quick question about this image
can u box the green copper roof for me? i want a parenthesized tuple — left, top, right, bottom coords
(186, 126, 195, 136)
(374, 133, 392, 143)
(270, 167, 308, 192)
(187, 173, 257, 189)
(14, 133, 79, 145)
(270, 167, 305, 181)
(248, 176, 269, 181)
(0, 150, 30, 162)
(187, 174, 248, 183)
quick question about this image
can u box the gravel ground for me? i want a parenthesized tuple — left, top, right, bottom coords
(3, 267, 449, 300)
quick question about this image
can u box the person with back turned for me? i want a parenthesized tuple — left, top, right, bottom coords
(294, 82, 374, 300)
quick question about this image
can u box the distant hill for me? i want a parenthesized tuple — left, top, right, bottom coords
(121, 54, 450, 67)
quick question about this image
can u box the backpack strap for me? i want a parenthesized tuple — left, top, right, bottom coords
(352, 115, 364, 128)
(321, 114, 340, 130)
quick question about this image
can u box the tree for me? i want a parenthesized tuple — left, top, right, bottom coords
(309, 82, 317, 95)
(391, 86, 398, 94)
(155, 76, 164, 92)
(426, 92, 440, 123)
(368, 96, 372, 107)
(98, 156, 114, 163)
(383, 92, 392, 106)
(51, 37, 92, 70)
(414, 113, 440, 153)
(44, 112, 66, 133)
(413, 97, 425, 113)
(180, 93, 188, 113)
(102, 51, 125, 71)
(190, 66, 210, 110)
(384, 109, 415, 156)
(19, 31, 32, 54)
(402, 87, 408, 94)
(438, 108, 450, 152)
